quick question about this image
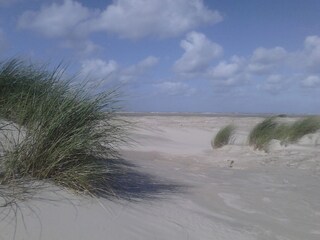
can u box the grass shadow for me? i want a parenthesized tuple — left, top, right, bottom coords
(92, 158, 185, 202)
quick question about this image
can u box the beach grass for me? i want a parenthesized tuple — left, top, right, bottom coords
(288, 117, 320, 142)
(249, 116, 320, 150)
(248, 117, 280, 150)
(212, 124, 235, 148)
(0, 59, 127, 198)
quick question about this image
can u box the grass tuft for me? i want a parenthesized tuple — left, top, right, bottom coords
(0, 59, 128, 197)
(288, 117, 320, 142)
(249, 116, 320, 151)
(248, 117, 280, 150)
(212, 124, 235, 148)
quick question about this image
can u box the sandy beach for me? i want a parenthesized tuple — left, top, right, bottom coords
(1, 114, 320, 240)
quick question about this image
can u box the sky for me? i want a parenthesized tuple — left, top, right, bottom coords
(0, 0, 320, 114)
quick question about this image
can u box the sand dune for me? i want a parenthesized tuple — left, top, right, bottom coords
(1, 115, 320, 240)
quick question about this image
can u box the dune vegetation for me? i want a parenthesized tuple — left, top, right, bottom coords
(248, 117, 288, 150)
(212, 124, 235, 148)
(213, 116, 320, 151)
(0, 59, 127, 201)
(287, 117, 320, 142)
(249, 116, 320, 150)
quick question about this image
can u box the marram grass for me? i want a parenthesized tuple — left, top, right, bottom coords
(248, 117, 282, 150)
(212, 124, 235, 148)
(0, 59, 128, 198)
(249, 116, 320, 151)
(288, 117, 320, 142)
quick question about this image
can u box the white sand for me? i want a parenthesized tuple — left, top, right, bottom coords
(1, 115, 320, 240)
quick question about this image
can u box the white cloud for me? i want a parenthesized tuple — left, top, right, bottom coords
(204, 35, 320, 93)
(81, 59, 119, 81)
(154, 81, 196, 96)
(17, 0, 222, 53)
(208, 56, 245, 78)
(16, 0, 222, 40)
(303, 36, 320, 73)
(132, 56, 159, 69)
(262, 74, 289, 94)
(61, 39, 101, 55)
(18, 0, 93, 38)
(248, 47, 287, 74)
(118, 56, 159, 83)
(93, 0, 222, 39)
(181, 35, 320, 93)
(209, 61, 239, 79)
(301, 75, 320, 88)
(204, 46, 291, 89)
(174, 31, 223, 74)
(251, 47, 287, 63)
(206, 56, 249, 87)
(80, 56, 158, 84)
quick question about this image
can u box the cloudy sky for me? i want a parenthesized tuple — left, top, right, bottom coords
(1, 0, 320, 113)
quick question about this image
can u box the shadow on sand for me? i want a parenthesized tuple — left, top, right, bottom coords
(93, 158, 185, 201)
(0, 157, 186, 240)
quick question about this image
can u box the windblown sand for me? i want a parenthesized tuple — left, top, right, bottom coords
(1, 115, 320, 240)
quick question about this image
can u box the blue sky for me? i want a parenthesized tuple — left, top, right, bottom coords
(1, 0, 320, 113)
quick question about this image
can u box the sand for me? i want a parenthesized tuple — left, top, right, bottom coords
(1, 115, 320, 240)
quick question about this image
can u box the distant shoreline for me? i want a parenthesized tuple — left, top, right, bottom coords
(117, 112, 316, 118)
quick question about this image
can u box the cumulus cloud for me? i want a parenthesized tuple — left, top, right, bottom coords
(301, 75, 320, 88)
(207, 46, 288, 86)
(81, 59, 119, 81)
(174, 31, 223, 74)
(125, 56, 159, 72)
(207, 56, 247, 86)
(154, 81, 196, 96)
(303, 36, 320, 73)
(93, 0, 222, 39)
(80, 56, 158, 84)
(170, 34, 320, 95)
(17, 0, 100, 54)
(17, 0, 222, 54)
(15, 0, 222, 53)
(18, 0, 93, 38)
(247, 47, 287, 74)
(262, 74, 289, 94)
(118, 56, 159, 83)
(62, 39, 101, 55)
(205, 47, 289, 90)
(203, 36, 320, 93)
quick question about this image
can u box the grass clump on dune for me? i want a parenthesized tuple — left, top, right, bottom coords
(248, 117, 293, 150)
(212, 124, 235, 148)
(248, 117, 281, 150)
(249, 116, 320, 151)
(0, 59, 127, 197)
(288, 117, 320, 142)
